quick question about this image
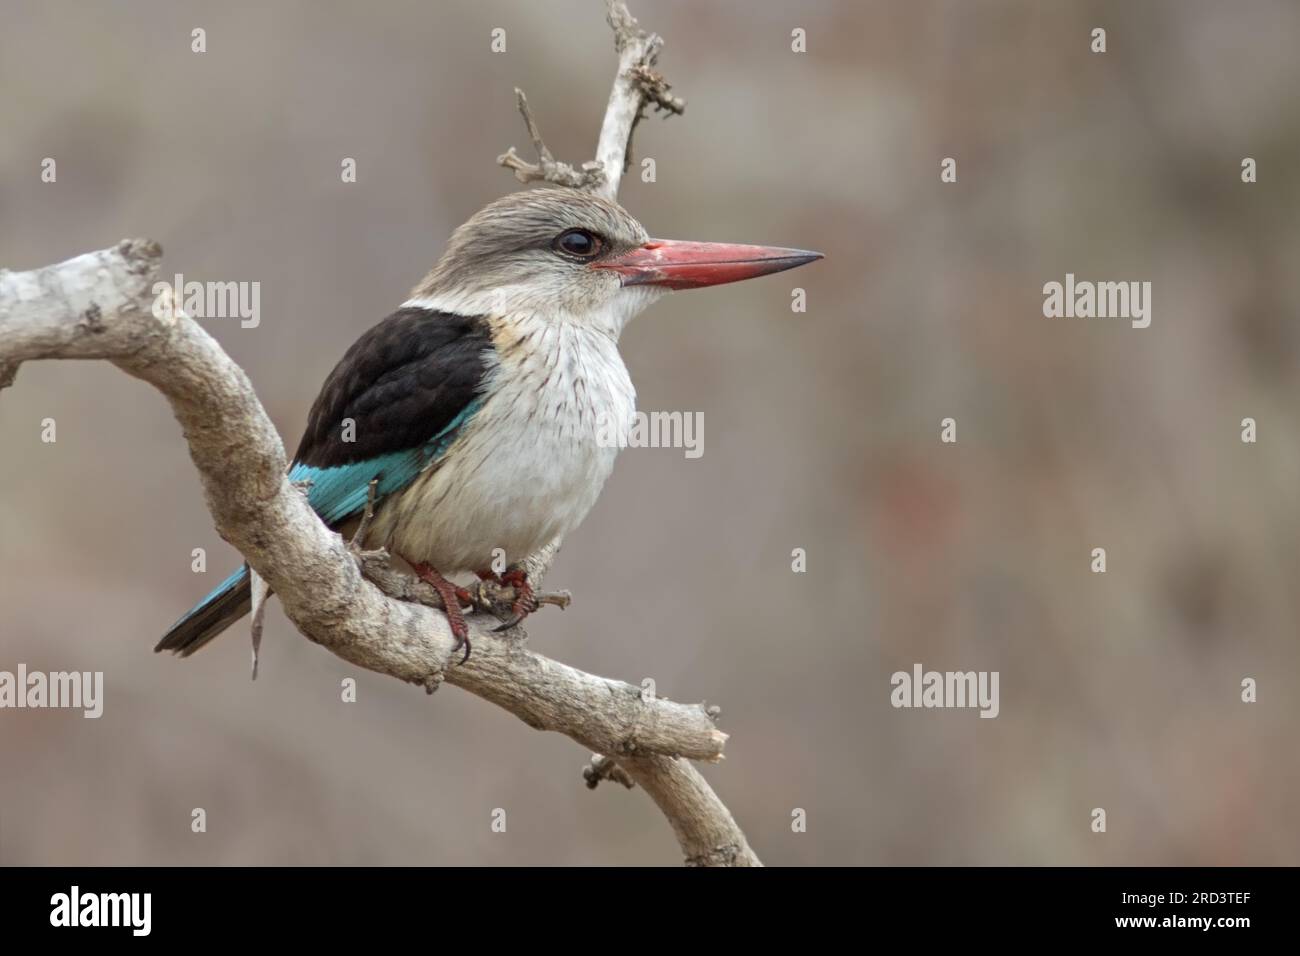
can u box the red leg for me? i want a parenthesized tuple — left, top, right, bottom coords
(410, 562, 474, 664)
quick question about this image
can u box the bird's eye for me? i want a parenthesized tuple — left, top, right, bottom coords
(553, 228, 604, 259)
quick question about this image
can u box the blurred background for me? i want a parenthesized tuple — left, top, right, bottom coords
(2, 0, 1298, 865)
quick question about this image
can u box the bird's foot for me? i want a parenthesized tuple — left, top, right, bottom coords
(491, 567, 539, 632)
(470, 567, 569, 631)
(472, 567, 540, 631)
(410, 562, 474, 664)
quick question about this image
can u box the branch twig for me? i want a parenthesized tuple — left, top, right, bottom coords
(497, 0, 685, 198)
(497, 90, 606, 189)
(584, 754, 635, 790)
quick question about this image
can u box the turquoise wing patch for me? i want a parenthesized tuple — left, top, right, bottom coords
(289, 398, 482, 527)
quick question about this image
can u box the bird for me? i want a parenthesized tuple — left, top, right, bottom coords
(155, 187, 822, 662)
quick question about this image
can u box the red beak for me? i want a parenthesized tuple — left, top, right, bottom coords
(595, 239, 823, 290)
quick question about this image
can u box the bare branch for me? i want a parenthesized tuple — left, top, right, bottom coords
(497, 0, 685, 200)
(496, 89, 605, 189)
(348, 478, 381, 549)
(623, 756, 762, 866)
(592, 0, 684, 198)
(581, 752, 760, 866)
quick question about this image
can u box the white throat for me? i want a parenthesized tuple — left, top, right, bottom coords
(403, 284, 666, 340)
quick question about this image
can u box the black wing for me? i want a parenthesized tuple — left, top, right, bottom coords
(294, 307, 493, 469)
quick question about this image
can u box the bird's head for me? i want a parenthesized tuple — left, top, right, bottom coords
(412, 188, 822, 335)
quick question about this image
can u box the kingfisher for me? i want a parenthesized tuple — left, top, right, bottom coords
(156, 188, 821, 661)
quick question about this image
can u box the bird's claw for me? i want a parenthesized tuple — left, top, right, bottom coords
(450, 622, 472, 665)
(490, 568, 539, 632)
(491, 614, 524, 633)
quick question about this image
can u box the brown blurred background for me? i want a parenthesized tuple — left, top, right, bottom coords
(2, 0, 1298, 865)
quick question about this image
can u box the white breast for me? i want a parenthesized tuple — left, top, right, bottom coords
(368, 314, 636, 574)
